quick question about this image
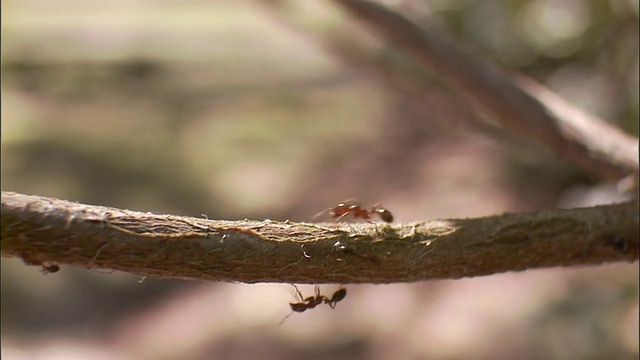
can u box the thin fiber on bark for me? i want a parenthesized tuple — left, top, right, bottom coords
(330, 0, 639, 181)
(2, 192, 637, 284)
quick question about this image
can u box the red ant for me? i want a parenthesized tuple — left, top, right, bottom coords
(278, 285, 347, 325)
(316, 200, 394, 223)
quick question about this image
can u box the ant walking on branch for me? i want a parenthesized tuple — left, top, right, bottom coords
(315, 200, 394, 223)
(279, 285, 347, 325)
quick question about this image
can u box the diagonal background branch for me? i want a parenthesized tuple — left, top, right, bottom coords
(2, 191, 637, 284)
(330, 0, 639, 181)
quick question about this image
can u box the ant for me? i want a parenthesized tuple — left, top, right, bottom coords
(19, 253, 60, 274)
(40, 263, 60, 274)
(325, 287, 347, 309)
(293, 285, 325, 313)
(317, 200, 394, 223)
(278, 285, 347, 325)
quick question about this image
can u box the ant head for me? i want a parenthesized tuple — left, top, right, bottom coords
(326, 288, 347, 309)
(372, 206, 394, 223)
(332, 288, 347, 302)
(41, 264, 60, 274)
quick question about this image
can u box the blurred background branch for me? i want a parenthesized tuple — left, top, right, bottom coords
(329, 0, 638, 181)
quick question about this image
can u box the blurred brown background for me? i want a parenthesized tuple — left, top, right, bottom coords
(1, 0, 638, 359)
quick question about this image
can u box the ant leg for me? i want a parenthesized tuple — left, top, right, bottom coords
(341, 198, 358, 205)
(291, 284, 304, 301)
(278, 311, 294, 326)
(314, 285, 330, 305)
(312, 208, 332, 221)
(334, 211, 352, 222)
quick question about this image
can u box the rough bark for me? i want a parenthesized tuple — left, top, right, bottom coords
(2, 191, 637, 284)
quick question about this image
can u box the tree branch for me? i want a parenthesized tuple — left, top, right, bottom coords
(2, 191, 637, 283)
(330, 0, 639, 181)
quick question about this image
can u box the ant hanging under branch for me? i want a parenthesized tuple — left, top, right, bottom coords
(279, 285, 347, 325)
(40, 263, 60, 274)
(324, 287, 347, 309)
(316, 200, 394, 223)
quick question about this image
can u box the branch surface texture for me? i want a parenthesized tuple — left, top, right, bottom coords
(2, 192, 637, 284)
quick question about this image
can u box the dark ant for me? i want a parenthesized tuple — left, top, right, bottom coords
(325, 287, 347, 309)
(317, 201, 394, 223)
(19, 253, 60, 274)
(40, 263, 60, 274)
(278, 285, 347, 325)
